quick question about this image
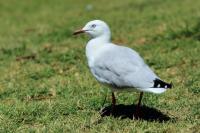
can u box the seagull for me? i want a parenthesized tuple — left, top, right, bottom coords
(73, 20, 172, 117)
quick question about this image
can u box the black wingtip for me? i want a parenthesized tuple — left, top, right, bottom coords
(153, 78, 173, 89)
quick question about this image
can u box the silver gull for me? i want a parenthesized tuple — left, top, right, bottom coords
(73, 20, 172, 117)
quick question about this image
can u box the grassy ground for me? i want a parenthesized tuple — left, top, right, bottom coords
(0, 0, 200, 132)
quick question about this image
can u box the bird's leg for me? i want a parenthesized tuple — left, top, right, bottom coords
(137, 92, 143, 108)
(134, 92, 143, 118)
(111, 92, 116, 114)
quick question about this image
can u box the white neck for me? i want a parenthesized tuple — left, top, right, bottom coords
(90, 31, 111, 43)
(86, 34, 111, 67)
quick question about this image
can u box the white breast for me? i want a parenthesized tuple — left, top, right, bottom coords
(86, 40, 110, 68)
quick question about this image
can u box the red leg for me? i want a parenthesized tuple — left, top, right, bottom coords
(111, 92, 116, 113)
(134, 92, 143, 118)
(137, 92, 143, 108)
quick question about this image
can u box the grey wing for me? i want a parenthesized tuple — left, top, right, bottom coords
(91, 45, 158, 88)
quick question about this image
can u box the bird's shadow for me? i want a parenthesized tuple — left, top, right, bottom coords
(99, 104, 174, 123)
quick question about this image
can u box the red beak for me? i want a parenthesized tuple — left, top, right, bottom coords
(73, 29, 85, 35)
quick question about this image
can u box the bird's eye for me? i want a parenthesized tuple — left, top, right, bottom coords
(91, 24, 96, 28)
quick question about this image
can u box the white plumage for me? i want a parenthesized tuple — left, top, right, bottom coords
(73, 20, 172, 116)
(74, 20, 172, 93)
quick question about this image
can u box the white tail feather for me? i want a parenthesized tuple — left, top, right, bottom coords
(143, 88, 167, 94)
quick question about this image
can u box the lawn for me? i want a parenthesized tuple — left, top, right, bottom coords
(0, 0, 200, 132)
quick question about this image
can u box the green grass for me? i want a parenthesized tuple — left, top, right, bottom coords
(0, 0, 200, 132)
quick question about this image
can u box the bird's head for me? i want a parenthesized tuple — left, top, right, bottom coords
(73, 20, 111, 41)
